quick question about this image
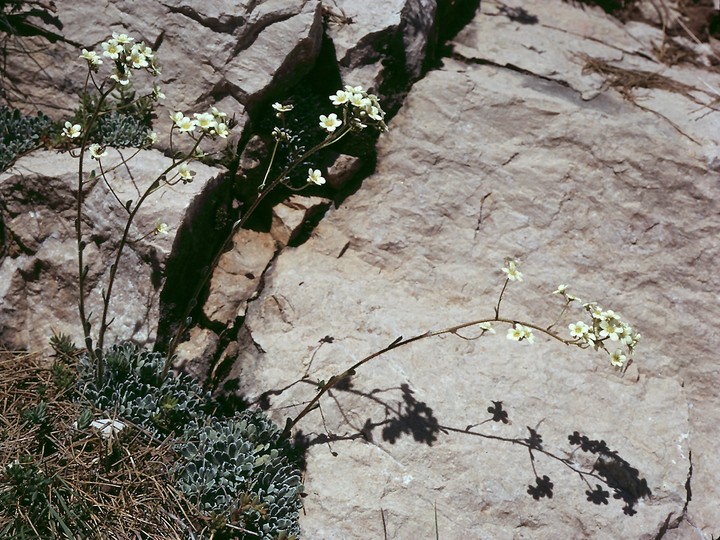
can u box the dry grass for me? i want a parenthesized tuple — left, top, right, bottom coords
(0, 349, 203, 539)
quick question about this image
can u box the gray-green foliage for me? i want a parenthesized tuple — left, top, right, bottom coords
(0, 106, 54, 172)
(77, 342, 303, 538)
(96, 109, 151, 148)
(177, 413, 303, 540)
(73, 86, 155, 149)
(77, 342, 214, 436)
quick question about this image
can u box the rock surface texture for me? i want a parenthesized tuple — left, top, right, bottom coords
(219, 2, 720, 539)
(2, 0, 720, 538)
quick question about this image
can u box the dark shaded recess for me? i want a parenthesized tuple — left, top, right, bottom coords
(430, 0, 482, 67)
(153, 172, 237, 354)
(564, 0, 637, 14)
(0, 0, 81, 48)
(230, 30, 346, 234)
(154, 32, 346, 353)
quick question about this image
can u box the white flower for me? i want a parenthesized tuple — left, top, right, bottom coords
(128, 45, 148, 68)
(344, 85, 364, 93)
(178, 163, 195, 181)
(176, 116, 197, 133)
(478, 322, 495, 334)
(599, 319, 621, 341)
(211, 106, 227, 118)
(62, 121, 82, 138)
(610, 349, 627, 368)
(215, 123, 229, 138)
(272, 102, 293, 113)
(586, 303, 604, 319)
(139, 44, 154, 58)
(80, 49, 103, 66)
(111, 32, 134, 44)
(91, 418, 126, 439)
(330, 90, 350, 105)
(307, 168, 326, 185)
(154, 221, 169, 235)
(349, 93, 370, 108)
(553, 284, 568, 295)
(601, 309, 620, 321)
(507, 323, 534, 343)
(366, 105, 383, 121)
(319, 113, 342, 132)
(152, 84, 165, 100)
(501, 259, 523, 282)
(110, 68, 131, 85)
(88, 143, 107, 159)
(146, 131, 158, 144)
(194, 112, 218, 131)
(568, 321, 589, 339)
(101, 39, 123, 59)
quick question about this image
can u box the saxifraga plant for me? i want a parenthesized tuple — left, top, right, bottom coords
(0, 106, 54, 172)
(76, 342, 304, 538)
(177, 413, 303, 539)
(77, 342, 215, 437)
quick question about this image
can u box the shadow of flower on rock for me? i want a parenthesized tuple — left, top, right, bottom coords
(288, 378, 651, 517)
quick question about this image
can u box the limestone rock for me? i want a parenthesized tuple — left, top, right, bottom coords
(204, 229, 278, 325)
(326, 0, 438, 88)
(0, 150, 223, 351)
(2, 1, 324, 139)
(216, 1, 720, 537)
(271, 195, 331, 245)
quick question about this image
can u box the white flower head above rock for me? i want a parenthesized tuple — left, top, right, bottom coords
(319, 113, 342, 132)
(307, 168, 326, 186)
(501, 259, 523, 282)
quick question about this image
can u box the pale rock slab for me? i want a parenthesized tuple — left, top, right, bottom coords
(218, 2, 720, 537)
(326, 0, 437, 88)
(3, 1, 324, 140)
(0, 150, 223, 351)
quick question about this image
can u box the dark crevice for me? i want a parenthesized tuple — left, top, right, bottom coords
(654, 450, 693, 539)
(160, 3, 248, 35)
(448, 51, 576, 92)
(169, 0, 492, 401)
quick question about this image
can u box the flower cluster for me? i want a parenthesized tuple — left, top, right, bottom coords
(507, 323, 535, 343)
(268, 86, 386, 189)
(556, 286, 640, 368)
(170, 107, 229, 139)
(323, 85, 388, 133)
(80, 32, 160, 85)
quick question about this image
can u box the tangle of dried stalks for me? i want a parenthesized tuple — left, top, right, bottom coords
(0, 349, 204, 539)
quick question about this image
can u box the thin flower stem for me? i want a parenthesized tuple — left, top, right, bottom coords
(547, 300, 571, 331)
(494, 279, 509, 319)
(76, 82, 117, 379)
(280, 316, 577, 438)
(259, 139, 280, 190)
(96, 135, 206, 358)
(164, 125, 353, 371)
